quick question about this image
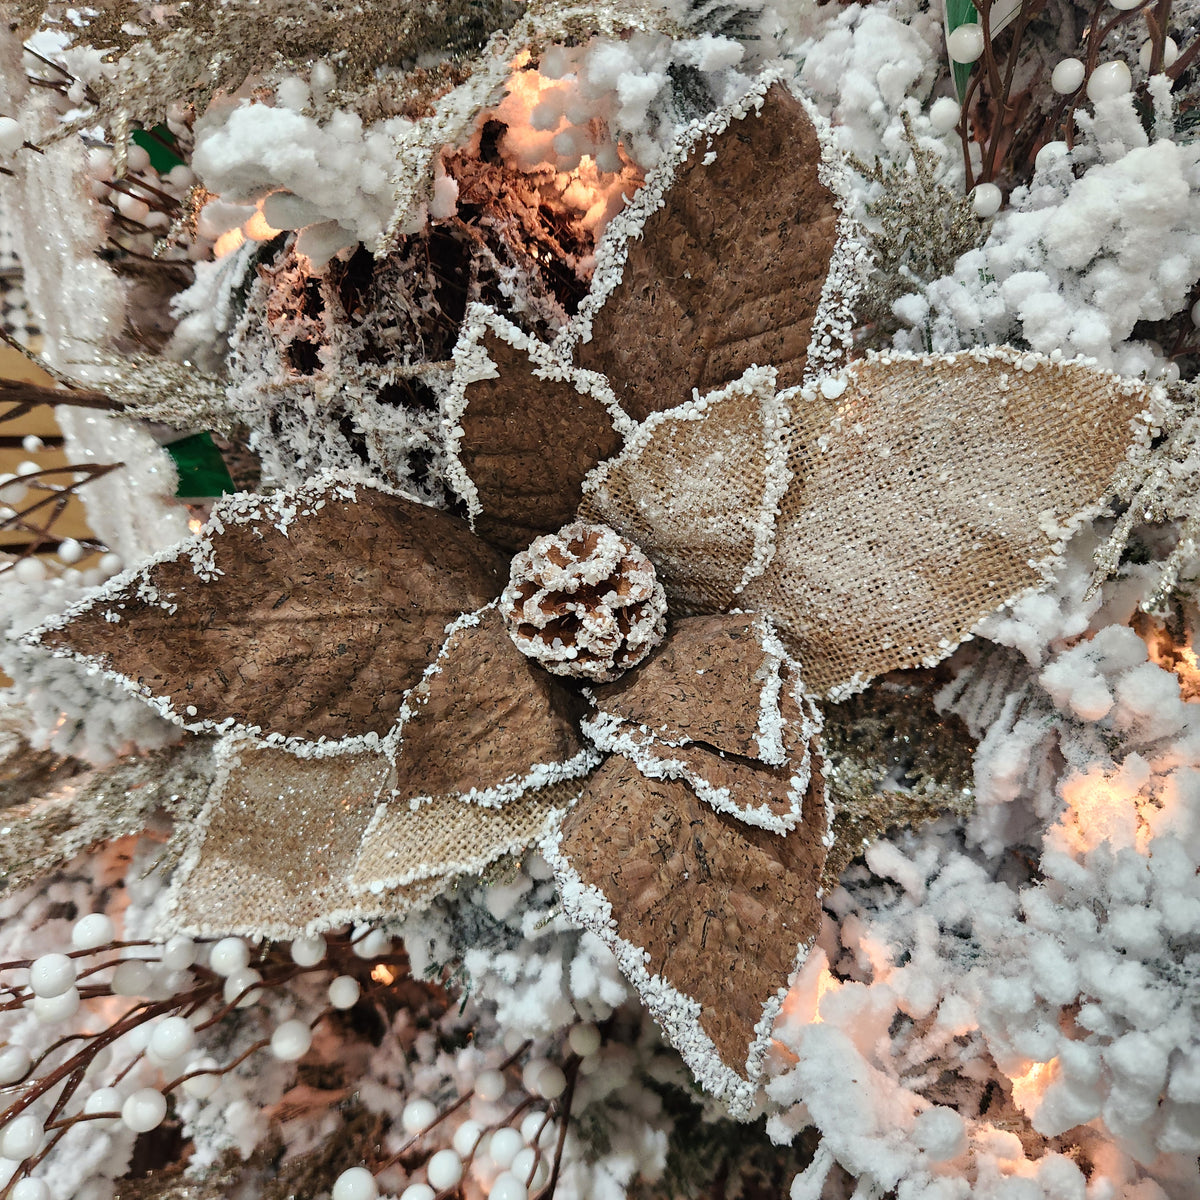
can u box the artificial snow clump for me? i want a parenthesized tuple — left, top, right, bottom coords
(903, 100, 1200, 373)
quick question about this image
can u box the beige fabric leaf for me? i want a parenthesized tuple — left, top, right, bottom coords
(579, 366, 791, 613)
(739, 351, 1157, 694)
(549, 752, 829, 1115)
(350, 778, 572, 894)
(166, 740, 427, 940)
(574, 83, 841, 421)
(33, 479, 507, 745)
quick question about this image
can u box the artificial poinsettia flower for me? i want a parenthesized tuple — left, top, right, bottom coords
(28, 70, 1161, 1117)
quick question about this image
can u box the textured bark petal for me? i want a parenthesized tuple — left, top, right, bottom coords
(588, 614, 788, 760)
(388, 604, 596, 806)
(585, 615, 821, 832)
(740, 352, 1160, 695)
(579, 367, 791, 614)
(549, 754, 829, 1115)
(445, 308, 628, 553)
(573, 83, 841, 422)
(33, 479, 507, 745)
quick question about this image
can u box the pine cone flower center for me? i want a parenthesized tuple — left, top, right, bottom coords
(500, 521, 667, 682)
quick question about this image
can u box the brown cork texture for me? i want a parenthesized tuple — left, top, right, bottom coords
(589, 614, 778, 758)
(459, 332, 623, 552)
(171, 745, 441, 937)
(560, 754, 828, 1073)
(740, 355, 1152, 693)
(579, 378, 780, 613)
(577, 84, 839, 421)
(45, 490, 507, 741)
(391, 606, 586, 801)
(601, 665, 821, 826)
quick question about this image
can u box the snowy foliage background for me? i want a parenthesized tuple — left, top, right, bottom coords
(1, 0, 1199, 1197)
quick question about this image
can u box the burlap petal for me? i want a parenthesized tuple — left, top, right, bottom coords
(579, 366, 792, 613)
(350, 777, 575, 894)
(31, 477, 507, 745)
(584, 614, 822, 831)
(445, 307, 629, 553)
(739, 351, 1159, 695)
(166, 740, 444, 940)
(547, 753, 829, 1117)
(388, 604, 596, 807)
(572, 83, 842, 422)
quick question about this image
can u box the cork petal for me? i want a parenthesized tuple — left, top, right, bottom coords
(740, 351, 1161, 696)
(583, 614, 823, 831)
(30, 476, 507, 748)
(444, 306, 631, 554)
(387, 604, 599, 808)
(547, 755, 830, 1117)
(166, 739, 444, 940)
(570, 82, 843, 423)
(579, 367, 792, 614)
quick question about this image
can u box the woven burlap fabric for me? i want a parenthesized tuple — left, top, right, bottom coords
(351, 776, 580, 892)
(740, 354, 1151, 693)
(580, 371, 787, 614)
(588, 351, 1151, 695)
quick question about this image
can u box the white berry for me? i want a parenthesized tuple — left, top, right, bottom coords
(270, 1019, 312, 1061)
(1139, 36, 1179, 72)
(161, 935, 198, 971)
(32, 987, 80, 1024)
(453, 1118, 485, 1157)
(399, 1186, 434, 1200)
(112, 960, 154, 997)
(0, 116, 23, 155)
(511, 1147, 549, 1190)
(208, 937, 250, 976)
(426, 1148, 464, 1190)
(535, 1063, 567, 1100)
(567, 1022, 601, 1057)
(928, 96, 960, 134)
(30, 953, 75, 999)
(122, 1088, 167, 1133)
(328, 975, 360, 1009)
(1051, 58, 1086, 94)
(487, 1127, 523, 1170)
(971, 183, 1003, 218)
(182, 1057, 221, 1099)
(1087, 60, 1132, 102)
(474, 1067, 506, 1101)
(290, 934, 326, 967)
(84, 1087, 123, 1116)
(149, 1016, 195, 1063)
(947, 23, 985, 64)
(352, 928, 389, 958)
(332, 1166, 379, 1200)
(223, 967, 262, 1008)
(0, 1113, 43, 1159)
(72, 913, 115, 950)
(0, 1045, 31, 1084)
(12, 1179, 50, 1200)
(401, 1097, 437, 1135)
(489, 1172, 529, 1200)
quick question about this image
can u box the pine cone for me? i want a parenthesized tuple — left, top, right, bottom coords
(501, 522, 667, 682)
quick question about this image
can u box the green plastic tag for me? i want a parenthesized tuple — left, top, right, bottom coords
(131, 125, 186, 174)
(166, 432, 235, 499)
